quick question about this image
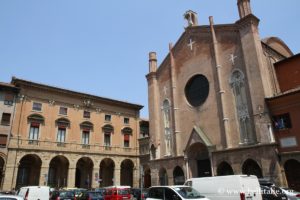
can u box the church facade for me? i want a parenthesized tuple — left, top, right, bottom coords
(145, 0, 294, 186)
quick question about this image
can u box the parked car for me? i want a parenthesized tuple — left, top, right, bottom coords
(63, 188, 87, 198)
(260, 185, 288, 200)
(185, 175, 262, 200)
(146, 185, 210, 200)
(103, 186, 131, 200)
(280, 188, 300, 200)
(0, 195, 24, 200)
(131, 188, 149, 200)
(94, 188, 105, 195)
(259, 179, 288, 200)
(17, 186, 50, 200)
(132, 188, 141, 200)
(78, 191, 104, 200)
(141, 188, 149, 200)
(50, 190, 76, 200)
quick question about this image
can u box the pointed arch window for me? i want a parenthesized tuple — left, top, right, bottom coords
(162, 99, 171, 156)
(230, 69, 255, 144)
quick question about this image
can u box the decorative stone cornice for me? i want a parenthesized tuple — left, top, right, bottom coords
(146, 72, 157, 81)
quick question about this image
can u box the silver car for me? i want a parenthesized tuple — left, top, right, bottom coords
(0, 195, 24, 200)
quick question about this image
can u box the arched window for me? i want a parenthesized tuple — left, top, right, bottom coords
(162, 99, 171, 156)
(230, 70, 255, 144)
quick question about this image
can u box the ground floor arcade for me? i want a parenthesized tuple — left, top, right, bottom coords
(2, 149, 139, 191)
(141, 142, 290, 188)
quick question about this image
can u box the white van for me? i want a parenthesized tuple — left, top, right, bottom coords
(17, 186, 50, 200)
(184, 175, 262, 200)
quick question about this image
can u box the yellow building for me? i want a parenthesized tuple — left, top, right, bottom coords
(0, 82, 19, 189)
(3, 77, 143, 191)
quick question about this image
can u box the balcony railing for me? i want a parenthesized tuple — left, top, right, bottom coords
(9, 137, 138, 155)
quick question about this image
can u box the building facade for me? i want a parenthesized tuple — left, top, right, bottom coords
(0, 82, 19, 189)
(146, 0, 294, 187)
(2, 77, 143, 191)
(266, 53, 300, 191)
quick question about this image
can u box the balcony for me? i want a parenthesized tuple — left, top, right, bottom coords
(28, 140, 39, 145)
(8, 137, 138, 156)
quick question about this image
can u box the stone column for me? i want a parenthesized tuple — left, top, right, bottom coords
(151, 168, 158, 186)
(92, 167, 100, 189)
(114, 167, 120, 186)
(39, 165, 49, 186)
(67, 167, 76, 188)
(2, 150, 18, 191)
(133, 166, 139, 188)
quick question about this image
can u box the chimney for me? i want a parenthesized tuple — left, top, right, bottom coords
(237, 0, 252, 19)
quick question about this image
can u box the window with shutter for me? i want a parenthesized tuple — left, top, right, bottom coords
(0, 135, 8, 147)
(1, 113, 11, 125)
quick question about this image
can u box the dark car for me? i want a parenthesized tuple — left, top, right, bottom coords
(94, 188, 105, 196)
(78, 191, 104, 200)
(50, 190, 76, 200)
(261, 185, 288, 200)
(131, 188, 149, 200)
(132, 188, 141, 200)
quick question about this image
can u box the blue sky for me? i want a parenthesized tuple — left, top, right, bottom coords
(1, 0, 299, 118)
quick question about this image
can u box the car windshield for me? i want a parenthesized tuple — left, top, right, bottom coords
(174, 187, 205, 199)
(89, 192, 103, 198)
(118, 189, 130, 195)
(60, 191, 75, 197)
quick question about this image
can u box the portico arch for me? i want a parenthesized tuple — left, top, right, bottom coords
(16, 154, 42, 189)
(75, 157, 93, 189)
(120, 159, 134, 187)
(48, 155, 69, 188)
(100, 158, 115, 187)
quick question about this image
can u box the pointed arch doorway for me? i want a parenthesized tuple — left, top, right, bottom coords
(185, 127, 214, 178)
(186, 142, 212, 177)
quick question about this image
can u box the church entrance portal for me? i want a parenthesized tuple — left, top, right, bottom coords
(187, 142, 212, 178)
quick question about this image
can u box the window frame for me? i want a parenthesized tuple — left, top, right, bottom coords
(124, 134, 130, 147)
(1, 113, 11, 125)
(272, 113, 292, 130)
(83, 110, 91, 119)
(0, 134, 8, 148)
(29, 123, 40, 141)
(32, 102, 42, 112)
(57, 127, 66, 143)
(104, 132, 111, 146)
(124, 117, 130, 124)
(4, 93, 14, 106)
(105, 114, 111, 122)
(82, 130, 90, 145)
(59, 107, 68, 116)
